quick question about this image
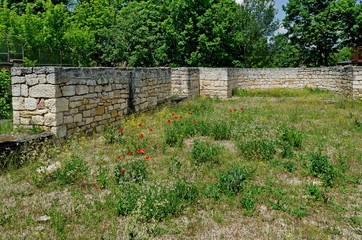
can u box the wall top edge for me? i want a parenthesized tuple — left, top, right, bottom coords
(11, 65, 361, 73)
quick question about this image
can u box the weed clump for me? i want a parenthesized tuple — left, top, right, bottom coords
(279, 126, 303, 158)
(191, 139, 222, 164)
(307, 152, 335, 187)
(115, 159, 148, 184)
(117, 181, 198, 221)
(238, 139, 276, 161)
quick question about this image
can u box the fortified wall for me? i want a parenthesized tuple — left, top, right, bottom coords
(12, 66, 362, 137)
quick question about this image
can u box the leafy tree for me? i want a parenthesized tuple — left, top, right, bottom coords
(283, 0, 361, 66)
(236, 0, 278, 67)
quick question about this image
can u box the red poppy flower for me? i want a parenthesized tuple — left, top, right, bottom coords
(229, 110, 233, 112)
(119, 128, 124, 132)
(171, 114, 175, 116)
(186, 105, 190, 108)
(189, 112, 192, 115)
(234, 109, 237, 111)
(224, 114, 227, 116)
(167, 120, 171, 123)
(139, 134, 144, 138)
(140, 149, 145, 153)
(121, 169, 126, 173)
(193, 121, 197, 124)
(116, 156, 121, 160)
(145, 156, 150, 160)
(137, 149, 141, 153)
(138, 124, 142, 127)
(179, 116, 183, 119)
(174, 117, 178, 119)
(126, 151, 131, 155)
(240, 108, 244, 110)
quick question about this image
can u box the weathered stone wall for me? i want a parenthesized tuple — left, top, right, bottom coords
(11, 66, 362, 137)
(199, 68, 230, 99)
(237, 66, 358, 97)
(352, 67, 362, 98)
(11, 67, 171, 137)
(171, 68, 200, 98)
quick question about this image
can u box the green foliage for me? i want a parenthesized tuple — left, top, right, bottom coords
(168, 156, 182, 175)
(238, 139, 276, 161)
(279, 126, 303, 158)
(117, 181, 198, 221)
(216, 166, 254, 195)
(55, 154, 88, 185)
(211, 121, 232, 140)
(307, 152, 335, 187)
(0, 69, 12, 119)
(240, 192, 256, 215)
(191, 140, 222, 164)
(115, 159, 148, 184)
(283, 0, 361, 66)
(305, 183, 326, 202)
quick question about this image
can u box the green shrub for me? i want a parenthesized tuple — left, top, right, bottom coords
(102, 124, 125, 144)
(191, 140, 222, 164)
(168, 156, 182, 175)
(238, 139, 276, 161)
(308, 152, 335, 187)
(0, 69, 12, 119)
(279, 126, 303, 158)
(117, 181, 198, 221)
(115, 159, 148, 184)
(240, 193, 256, 215)
(211, 121, 232, 140)
(55, 154, 88, 185)
(217, 166, 254, 195)
(305, 183, 325, 202)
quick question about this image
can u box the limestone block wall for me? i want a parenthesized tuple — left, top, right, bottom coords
(131, 68, 171, 113)
(171, 68, 200, 98)
(11, 67, 171, 137)
(236, 66, 357, 97)
(11, 66, 362, 137)
(352, 67, 362, 98)
(199, 68, 230, 99)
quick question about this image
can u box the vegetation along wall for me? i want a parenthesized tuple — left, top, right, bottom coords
(12, 66, 362, 137)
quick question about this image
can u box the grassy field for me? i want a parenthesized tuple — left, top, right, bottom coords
(0, 89, 361, 239)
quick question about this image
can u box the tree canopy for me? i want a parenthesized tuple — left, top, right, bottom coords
(0, 0, 361, 67)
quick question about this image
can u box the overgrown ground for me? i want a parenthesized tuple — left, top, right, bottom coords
(0, 89, 361, 240)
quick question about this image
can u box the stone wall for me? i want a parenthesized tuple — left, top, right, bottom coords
(199, 68, 230, 99)
(171, 68, 200, 98)
(11, 67, 171, 137)
(237, 66, 358, 97)
(11, 66, 362, 137)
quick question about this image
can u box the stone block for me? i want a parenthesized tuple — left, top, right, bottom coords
(21, 85, 28, 97)
(76, 85, 89, 95)
(95, 106, 105, 115)
(25, 74, 39, 86)
(20, 117, 30, 125)
(47, 73, 56, 84)
(12, 97, 24, 110)
(29, 84, 56, 98)
(24, 98, 38, 110)
(11, 67, 32, 76)
(61, 85, 76, 96)
(38, 74, 47, 84)
(12, 76, 25, 84)
(64, 115, 74, 124)
(44, 113, 62, 126)
(56, 98, 69, 112)
(12, 85, 21, 97)
(32, 115, 44, 125)
(74, 113, 82, 123)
